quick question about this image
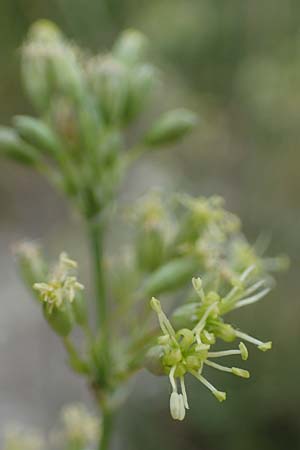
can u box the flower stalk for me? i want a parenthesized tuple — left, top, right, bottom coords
(0, 19, 288, 450)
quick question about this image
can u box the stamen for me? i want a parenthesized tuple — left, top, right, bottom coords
(207, 349, 241, 358)
(190, 370, 226, 402)
(222, 265, 256, 306)
(240, 265, 256, 282)
(178, 394, 186, 421)
(243, 279, 267, 296)
(204, 360, 232, 373)
(204, 360, 250, 378)
(169, 366, 177, 393)
(235, 330, 272, 351)
(235, 287, 271, 309)
(192, 277, 205, 302)
(193, 301, 218, 335)
(150, 297, 176, 338)
(180, 376, 189, 409)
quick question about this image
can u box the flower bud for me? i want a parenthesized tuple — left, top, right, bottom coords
(176, 328, 194, 350)
(144, 108, 197, 147)
(113, 29, 148, 65)
(123, 64, 157, 122)
(0, 126, 40, 165)
(142, 257, 198, 297)
(13, 115, 62, 158)
(87, 56, 129, 125)
(14, 241, 47, 294)
(22, 21, 84, 111)
(144, 345, 165, 376)
(163, 348, 182, 366)
(136, 227, 165, 272)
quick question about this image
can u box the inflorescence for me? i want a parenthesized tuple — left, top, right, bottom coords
(148, 264, 273, 421)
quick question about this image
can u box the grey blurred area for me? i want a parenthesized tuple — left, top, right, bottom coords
(0, 1, 299, 449)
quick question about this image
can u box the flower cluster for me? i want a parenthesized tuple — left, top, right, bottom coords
(27, 251, 87, 338)
(33, 252, 84, 313)
(2, 403, 100, 450)
(147, 264, 273, 421)
(50, 403, 100, 449)
(3, 426, 45, 450)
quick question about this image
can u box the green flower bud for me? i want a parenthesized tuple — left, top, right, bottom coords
(28, 19, 62, 42)
(22, 21, 84, 111)
(0, 126, 40, 165)
(176, 328, 194, 351)
(142, 257, 198, 297)
(163, 348, 182, 366)
(14, 241, 47, 296)
(144, 108, 197, 147)
(123, 64, 157, 122)
(113, 29, 148, 65)
(185, 355, 201, 371)
(174, 363, 186, 377)
(87, 56, 129, 125)
(136, 227, 165, 272)
(13, 116, 62, 158)
(144, 345, 165, 376)
(43, 303, 73, 337)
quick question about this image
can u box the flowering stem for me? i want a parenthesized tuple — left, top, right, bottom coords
(99, 407, 114, 450)
(88, 218, 115, 449)
(89, 220, 108, 332)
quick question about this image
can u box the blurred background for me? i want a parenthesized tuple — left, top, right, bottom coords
(0, 1, 299, 449)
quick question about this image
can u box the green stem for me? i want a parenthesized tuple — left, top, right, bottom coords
(88, 218, 115, 449)
(99, 407, 115, 450)
(89, 220, 108, 336)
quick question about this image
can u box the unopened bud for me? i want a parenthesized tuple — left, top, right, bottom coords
(113, 29, 148, 65)
(144, 108, 198, 147)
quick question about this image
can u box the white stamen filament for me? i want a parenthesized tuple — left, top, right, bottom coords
(207, 349, 241, 358)
(204, 360, 232, 373)
(243, 279, 267, 296)
(169, 366, 177, 393)
(193, 301, 218, 335)
(235, 330, 263, 346)
(190, 370, 221, 396)
(180, 376, 189, 409)
(222, 265, 256, 305)
(235, 287, 271, 309)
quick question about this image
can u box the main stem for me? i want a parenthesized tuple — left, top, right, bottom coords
(89, 220, 108, 332)
(88, 219, 114, 450)
(99, 407, 115, 450)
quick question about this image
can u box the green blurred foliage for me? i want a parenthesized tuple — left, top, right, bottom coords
(0, 1, 299, 450)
